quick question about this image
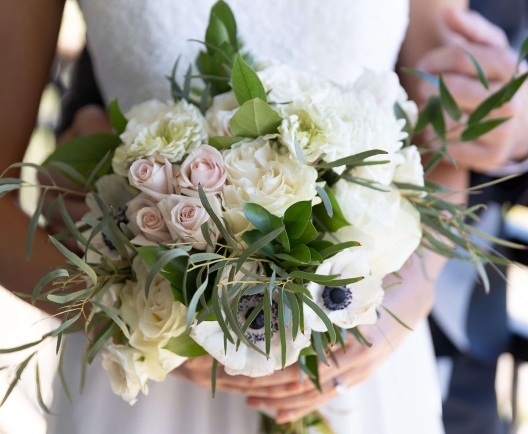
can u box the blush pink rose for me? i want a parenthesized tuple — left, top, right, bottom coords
(128, 156, 176, 201)
(126, 194, 172, 246)
(157, 194, 221, 251)
(176, 145, 227, 197)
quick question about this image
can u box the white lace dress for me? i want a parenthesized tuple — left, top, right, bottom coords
(47, 1, 444, 433)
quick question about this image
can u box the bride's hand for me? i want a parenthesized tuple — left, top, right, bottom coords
(171, 354, 303, 395)
(245, 326, 393, 424)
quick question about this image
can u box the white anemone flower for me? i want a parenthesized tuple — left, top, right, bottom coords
(306, 249, 384, 331)
(191, 292, 311, 377)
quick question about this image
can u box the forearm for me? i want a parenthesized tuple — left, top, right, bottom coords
(0, 0, 65, 314)
(0, 198, 68, 314)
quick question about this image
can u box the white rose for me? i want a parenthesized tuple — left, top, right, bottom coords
(306, 249, 384, 331)
(223, 138, 318, 217)
(157, 194, 222, 250)
(221, 185, 253, 237)
(205, 91, 239, 136)
(333, 180, 422, 277)
(124, 100, 207, 164)
(128, 156, 176, 201)
(119, 258, 188, 381)
(126, 194, 172, 246)
(393, 145, 425, 194)
(102, 344, 149, 405)
(177, 145, 227, 197)
(112, 144, 129, 177)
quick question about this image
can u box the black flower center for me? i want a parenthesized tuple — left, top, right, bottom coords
(237, 294, 279, 343)
(322, 286, 352, 311)
(245, 307, 266, 330)
(102, 207, 129, 251)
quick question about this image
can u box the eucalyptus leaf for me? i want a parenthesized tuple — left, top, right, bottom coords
(26, 191, 46, 260)
(465, 50, 489, 90)
(0, 353, 35, 407)
(439, 73, 462, 121)
(164, 332, 207, 358)
(108, 100, 128, 134)
(32, 269, 69, 305)
(460, 118, 510, 142)
(49, 236, 98, 286)
(92, 301, 131, 339)
(229, 98, 282, 138)
(232, 52, 266, 105)
(208, 135, 245, 150)
(401, 67, 439, 86)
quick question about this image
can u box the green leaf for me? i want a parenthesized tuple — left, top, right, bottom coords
(48, 289, 92, 304)
(0, 337, 46, 354)
(232, 52, 266, 105)
(0, 162, 52, 183)
(241, 229, 276, 258)
(290, 270, 338, 282)
(312, 186, 350, 232)
(237, 226, 285, 272)
(517, 36, 528, 69)
(316, 185, 333, 218)
(288, 245, 311, 263)
(465, 50, 489, 90)
(32, 269, 69, 305)
(0, 353, 35, 407)
(200, 83, 211, 115)
(312, 331, 329, 366)
(43, 133, 121, 182)
(50, 312, 82, 337)
(319, 241, 360, 259)
(26, 191, 46, 260)
(302, 296, 335, 344)
(382, 306, 413, 331)
(188, 270, 210, 329)
(92, 301, 130, 339)
(460, 118, 510, 142)
(58, 342, 72, 404)
(316, 150, 388, 169)
(243, 202, 282, 234)
(107, 100, 128, 134)
(49, 236, 98, 286)
(182, 64, 193, 101)
(199, 186, 239, 251)
(476, 260, 490, 293)
(208, 135, 245, 150)
(431, 98, 446, 137)
(212, 277, 235, 345)
(277, 286, 287, 369)
(206, 13, 230, 53)
(145, 249, 189, 298)
(285, 291, 300, 341)
(394, 102, 412, 147)
(290, 220, 318, 247)
(164, 332, 207, 358)
(0, 184, 21, 196)
(415, 96, 440, 133)
(211, 0, 237, 46)
(35, 362, 52, 414)
(85, 151, 111, 190)
(401, 67, 439, 86)
(211, 357, 219, 397)
(264, 274, 273, 356)
(229, 98, 282, 138)
(349, 327, 372, 347)
(439, 73, 462, 121)
(87, 321, 117, 364)
(283, 201, 311, 240)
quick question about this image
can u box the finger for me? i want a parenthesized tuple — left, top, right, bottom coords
(444, 8, 509, 48)
(439, 74, 502, 112)
(446, 140, 509, 172)
(416, 44, 517, 82)
(218, 365, 301, 388)
(73, 105, 113, 136)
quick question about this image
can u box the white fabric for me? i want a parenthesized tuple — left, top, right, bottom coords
(49, 1, 445, 433)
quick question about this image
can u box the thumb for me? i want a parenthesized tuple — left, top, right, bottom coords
(72, 105, 113, 136)
(444, 7, 509, 48)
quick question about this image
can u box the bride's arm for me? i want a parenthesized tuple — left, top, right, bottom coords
(0, 0, 66, 314)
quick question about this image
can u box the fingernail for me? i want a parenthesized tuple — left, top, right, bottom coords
(247, 398, 261, 407)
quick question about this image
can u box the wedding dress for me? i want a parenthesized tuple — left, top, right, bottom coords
(47, 1, 444, 433)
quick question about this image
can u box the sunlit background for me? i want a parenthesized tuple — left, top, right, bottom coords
(1, 2, 528, 433)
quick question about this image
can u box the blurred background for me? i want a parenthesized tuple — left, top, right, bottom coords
(1, 2, 528, 433)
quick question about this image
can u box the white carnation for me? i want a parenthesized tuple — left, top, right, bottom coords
(393, 145, 425, 194)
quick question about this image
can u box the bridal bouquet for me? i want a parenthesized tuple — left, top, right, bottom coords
(1, 1, 526, 433)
